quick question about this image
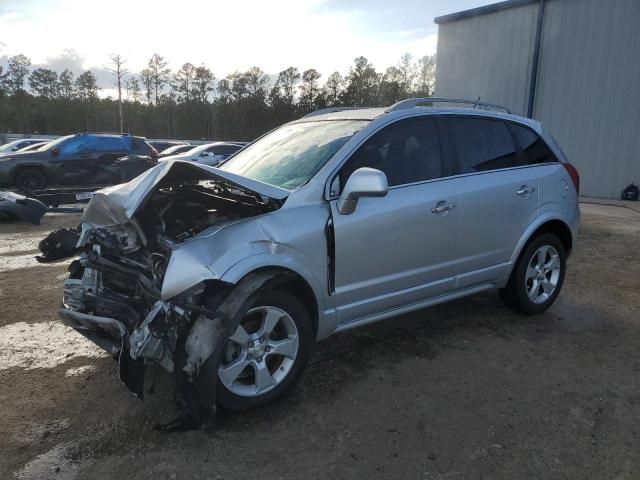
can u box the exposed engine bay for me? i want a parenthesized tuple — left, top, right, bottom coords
(48, 161, 287, 429)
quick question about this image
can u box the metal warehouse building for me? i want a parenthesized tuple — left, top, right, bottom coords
(434, 0, 640, 199)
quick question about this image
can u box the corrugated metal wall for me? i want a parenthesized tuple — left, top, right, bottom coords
(435, 0, 640, 199)
(533, 0, 640, 198)
(435, 3, 539, 115)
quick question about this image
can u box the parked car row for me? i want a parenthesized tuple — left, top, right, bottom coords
(159, 141, 245, 165)
(0, 135, 247, 190)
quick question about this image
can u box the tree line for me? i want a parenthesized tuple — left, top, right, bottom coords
(0, 53, 436, 141)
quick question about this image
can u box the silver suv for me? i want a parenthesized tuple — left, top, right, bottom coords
(57, 98, 580, 426)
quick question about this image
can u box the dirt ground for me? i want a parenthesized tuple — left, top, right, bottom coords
(1, 202, 639, 480)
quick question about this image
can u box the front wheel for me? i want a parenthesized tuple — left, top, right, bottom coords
(499, 233, 566, 315)
(15, 168, 47, 190)
(216, 290, 313, 412)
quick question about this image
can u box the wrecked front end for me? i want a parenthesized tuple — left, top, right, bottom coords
(55, 161, 287, 409)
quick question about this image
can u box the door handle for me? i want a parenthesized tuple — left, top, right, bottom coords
(431, 202, 456, 214)
(516, 185, 536, 197)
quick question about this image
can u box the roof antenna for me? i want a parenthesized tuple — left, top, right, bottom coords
(473, 96, 481, 109)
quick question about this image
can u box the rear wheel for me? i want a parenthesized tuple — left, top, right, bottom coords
(15, 168, 47, 190)
(216, 290, 313, 412)
(499, 234, 566, 315)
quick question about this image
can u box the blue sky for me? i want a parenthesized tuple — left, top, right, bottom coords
(0, 0, 491, 82)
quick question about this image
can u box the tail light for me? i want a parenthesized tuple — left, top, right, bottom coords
(562, 163, 579, 194)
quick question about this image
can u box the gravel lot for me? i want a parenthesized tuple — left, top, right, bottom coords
(1, 202, 639, 480)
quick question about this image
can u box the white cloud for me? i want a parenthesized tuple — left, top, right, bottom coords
(0, 0, 439, 86)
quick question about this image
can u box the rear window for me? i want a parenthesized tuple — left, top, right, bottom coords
(510, 124, 558, 164)
(131, 137, 154, 155)
(215, 144, 242, 155)
(447, 117, 520, 174)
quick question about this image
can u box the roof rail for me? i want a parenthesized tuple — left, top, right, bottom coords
(302, 106, 372, 118)
(387, 97, 511, 114)
(79, 131, 131, 136)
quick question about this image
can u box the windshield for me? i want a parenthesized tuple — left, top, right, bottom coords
(0, 141, 16, 152)
(163, 145, 189, 155)
(184, 144, 215, 155)
(219, 120, 367, 190)
(38, 135, 74, 151)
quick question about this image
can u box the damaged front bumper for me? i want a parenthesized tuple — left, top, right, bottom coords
(59, 238, 194, 398)
(55, 160, 287, 403)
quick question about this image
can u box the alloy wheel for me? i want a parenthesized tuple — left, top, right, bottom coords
(218, 306, 299, 397)
(525, 245, 561, 304)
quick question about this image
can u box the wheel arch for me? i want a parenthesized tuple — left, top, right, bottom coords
(222, 264, 321, 341)
(504, 216, 573, 284)
(11, 164, 50, 186)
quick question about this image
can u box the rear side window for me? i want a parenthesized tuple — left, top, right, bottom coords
(340, 117, 443, 188)
(510, 124, 558, 164)
(94, 136, 128, 152)
(447, 118, 520, 174)
(59, 136, 94, 156)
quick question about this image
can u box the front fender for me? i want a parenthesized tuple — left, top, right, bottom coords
(220, 250, 328, 313)
(160, 237, 327, 313)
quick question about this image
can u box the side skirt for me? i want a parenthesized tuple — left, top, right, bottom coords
(333, 283, 495, 334)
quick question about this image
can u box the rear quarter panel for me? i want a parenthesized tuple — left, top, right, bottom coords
(502, 163, 580, 286)
(536, 163, 581, 242)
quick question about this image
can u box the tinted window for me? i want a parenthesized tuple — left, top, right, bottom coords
(131, 137, 154, 155)
(340, 117, 443, 188)
(510, 124, 558, 164)
(94, 136, 128, 152)
(209, 144, 241, 155)
(17, 140, 39, 150)
(59, 136, 94, 156)
(218, 144, 242, 155)
(150, 141, 173, 152)
(447, 118, 520, 174)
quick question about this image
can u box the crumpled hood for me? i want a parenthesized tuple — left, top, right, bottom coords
(82, 159, 289, 226)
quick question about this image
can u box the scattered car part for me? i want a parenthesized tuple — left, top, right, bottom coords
(36, 227, 81, 262)
(0, 191, 48, 224)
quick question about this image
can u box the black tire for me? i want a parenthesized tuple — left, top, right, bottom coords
(499, 233, 566, 315)
(15, 168, 47, 190)
(215, 290, 313, 412)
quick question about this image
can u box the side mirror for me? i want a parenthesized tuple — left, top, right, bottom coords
(51, 147, 60, 156)
(337, 167, 388, 215)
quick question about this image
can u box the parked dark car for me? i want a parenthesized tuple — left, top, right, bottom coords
(0, 133, 158, 190)
(148, 140, 188, 153)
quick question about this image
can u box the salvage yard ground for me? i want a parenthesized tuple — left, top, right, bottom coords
(1, 202, 639, 479)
